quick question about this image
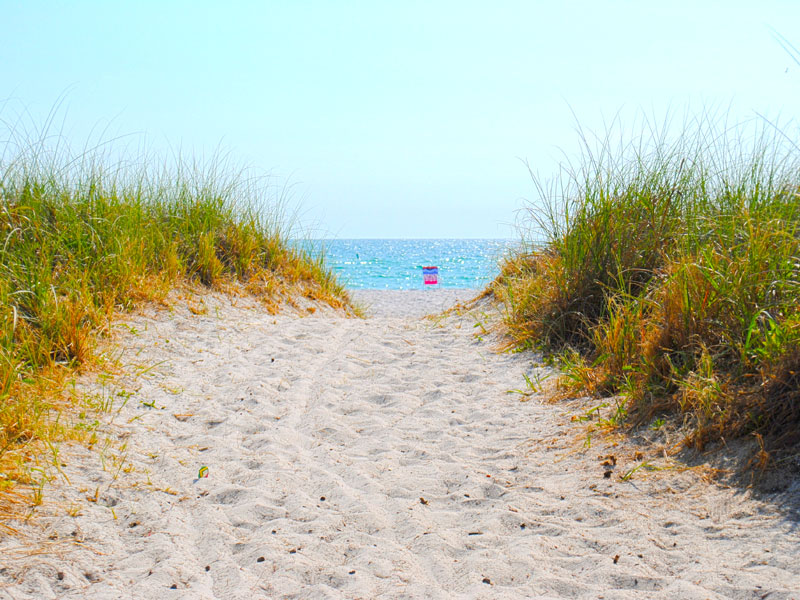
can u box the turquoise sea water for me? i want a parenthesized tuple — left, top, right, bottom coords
(313, 239, 514, 290)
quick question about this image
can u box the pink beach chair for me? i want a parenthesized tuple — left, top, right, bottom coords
(422, 266, 439, 286)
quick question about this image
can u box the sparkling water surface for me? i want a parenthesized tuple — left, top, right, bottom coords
(310, 239, 514, 290)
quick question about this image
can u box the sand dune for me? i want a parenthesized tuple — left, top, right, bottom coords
(1, 289, 798, 599)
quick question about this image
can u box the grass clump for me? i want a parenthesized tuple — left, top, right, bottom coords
(494, 113, 800, 460)
(0, 121, 350, 492)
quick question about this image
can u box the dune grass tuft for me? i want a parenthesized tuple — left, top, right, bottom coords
(494, 113, 800, 461)
(0, 122, 351, 497)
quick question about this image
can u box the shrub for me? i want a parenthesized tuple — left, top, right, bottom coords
(495, 113, 800, 457)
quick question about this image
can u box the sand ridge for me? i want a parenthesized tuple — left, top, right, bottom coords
(0, 289, 798, 599)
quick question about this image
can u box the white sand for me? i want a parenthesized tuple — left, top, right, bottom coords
(351, 289, 481, 318)
(1, 289, 798, 599)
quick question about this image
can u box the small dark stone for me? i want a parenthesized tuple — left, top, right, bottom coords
(205, 565, 210, 572)
(129, 521, 138, 528)
(170, 584, 177, 589)
(603, 470, 613, 479)
(320, 496, 326, 501)
(56, 572, 64, 581)
(257, 556, 265, 563)
(482, 577, 491, 584)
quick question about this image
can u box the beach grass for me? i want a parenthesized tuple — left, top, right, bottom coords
(493, 113, 800, 462)
(0, 120, 350, 498)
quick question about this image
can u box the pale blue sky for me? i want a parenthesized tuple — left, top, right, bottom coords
(3, 1, 799, 237)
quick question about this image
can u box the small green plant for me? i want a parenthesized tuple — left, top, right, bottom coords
(507, 370, 549, 399)
(473, 313, 489, 336)
(139, 398, 160, 409)
(598, 399, 628, 428)
(574, 403, 608, 423)
(621, 461, 657, 481)
(523, 371, 549, 393)
(28, 469, 48, 506)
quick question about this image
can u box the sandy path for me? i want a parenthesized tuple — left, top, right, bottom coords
(1, 290, 798, 599)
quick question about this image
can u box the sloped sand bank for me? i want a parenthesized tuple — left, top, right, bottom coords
(1, 289, 798, 599)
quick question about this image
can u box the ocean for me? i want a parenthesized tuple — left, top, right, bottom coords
(309, 239, 514, 290)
